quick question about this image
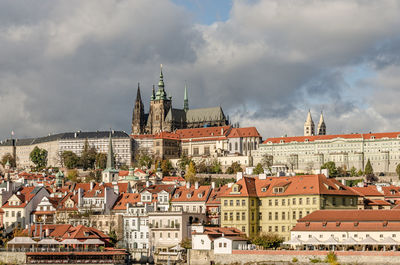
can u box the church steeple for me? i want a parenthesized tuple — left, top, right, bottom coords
(317, 111, 326, 135)
(304, 109, 315, 136)
(183, 83, 189, 112)
(131, 83, 145, 134)
(155, 64, 168, 100)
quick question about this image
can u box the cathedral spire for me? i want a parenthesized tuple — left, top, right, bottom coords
(136, 83, 142, 102)
(184, 83, 189, 112)
(158, 64, 164, 88)
(304, 109, 315, 136)
(106, 131, 115, 169)
(317, 111, 326, 135)
(151, 85, 155, 100)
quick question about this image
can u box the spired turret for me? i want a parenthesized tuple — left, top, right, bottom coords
(183, 84, 189, 112)
(131, 83, 145, 134)
(304, 110, 315, 136)
(317, 111, 326, 135)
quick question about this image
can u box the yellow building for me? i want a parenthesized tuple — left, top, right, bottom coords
(221, 174, 359, 240)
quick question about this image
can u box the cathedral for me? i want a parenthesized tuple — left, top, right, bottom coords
(304, 110, 326, 136)
(132, 66, 229, 135)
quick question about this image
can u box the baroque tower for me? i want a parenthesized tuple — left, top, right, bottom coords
(304, 110, 315, 136)
(132, 83, 145, 134)
(317, 111, 326, 135)
(146, 65, 172, 134)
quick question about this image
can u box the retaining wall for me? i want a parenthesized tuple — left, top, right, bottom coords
(0, 251, 27, 264)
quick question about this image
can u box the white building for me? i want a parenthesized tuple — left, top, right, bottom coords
(255, 132, 400, 174)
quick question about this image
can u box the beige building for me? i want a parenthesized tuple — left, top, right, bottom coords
(255, 131, 400, 175)
(0, 131, 132, 169)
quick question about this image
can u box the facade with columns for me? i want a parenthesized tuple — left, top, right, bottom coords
(131, 66, 229, 135)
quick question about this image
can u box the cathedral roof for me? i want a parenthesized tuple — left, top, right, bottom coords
(165, 108, 186, 123)
(186, 107, 225, 122)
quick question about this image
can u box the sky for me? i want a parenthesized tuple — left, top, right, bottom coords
(1, 0, 400, 140)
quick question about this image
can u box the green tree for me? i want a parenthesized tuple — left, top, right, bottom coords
(61, 151, 80, 169)
(196, 160, 210, 173)
(85, 170, 102, 183)
(67, 169, 80, 183)
(95, 153, 107, 169)
(1, 153, 16, 168)
(397, 164, 400, 180)
(177, 155, 192, 172)
(30, 146, 48, 169)
(253, 163, 264, 175)
(161, 159, 173, 175)
(357, 169, 363, 176)
(135, 150, 153, 169)
(364, 159, 373, 175)
(349, 166, 357, 177)
(251, 233, 283, 249)
(185, 161, 197, 183)
(321, 161, 337, 178)
(80, 139, 97, 170)
(226, 162, 243, 174)
(261, 154, 273, 173)
(210, 159, 222, 174)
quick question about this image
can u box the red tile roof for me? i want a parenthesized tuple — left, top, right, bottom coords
(154, 131, 181, 140)
(112, 193, 140, 210)
(299, 209, 400, 222)
(263, 132, 400, 144)
(130, 134, 155, 139)
(206, 185, 230, 205)
(176, 126, 231, 139)
(171, 185, 211, 202)
(349, 186, 384, 197)
(227, 127, 261, 138)
(2, 186, 41, 208)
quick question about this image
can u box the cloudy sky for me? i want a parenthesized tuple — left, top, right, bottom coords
(1, 0, 400, 140)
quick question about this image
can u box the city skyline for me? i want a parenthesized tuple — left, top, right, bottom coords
(0, 0, 400, 140)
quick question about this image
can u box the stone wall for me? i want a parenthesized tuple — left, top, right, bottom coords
(0, 251, 27, 264)
(189, 249, 400, 265)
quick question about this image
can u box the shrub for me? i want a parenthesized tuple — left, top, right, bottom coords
(325, 251, 338, 265)
(292, 257, 298, 262)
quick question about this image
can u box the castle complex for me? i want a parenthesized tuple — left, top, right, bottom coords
(131, 66, 229, 135)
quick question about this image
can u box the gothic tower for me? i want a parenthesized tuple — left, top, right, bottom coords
(183, 84, 189, 112)
(317, 111, 326, 135)
(131, 83, 145, 134)
(146, 65, 172, 134)
(304, 110, 315, 136)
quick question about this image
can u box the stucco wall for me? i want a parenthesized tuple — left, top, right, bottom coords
(0, 251, 27, 264)
(189, 249, 400, 265)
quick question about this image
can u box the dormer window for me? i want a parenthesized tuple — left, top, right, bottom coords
(371, 136, 375, 140)
(261, 188, 267, 192)
(174, 194, 179, 198)
(280, 140, 284, 143)
(187, 193, 192, 198)
(198, 193, 203, 198)
(273, 187, 284, 194)
(233, 187, 238, 192)
(305, 139, 309, 143)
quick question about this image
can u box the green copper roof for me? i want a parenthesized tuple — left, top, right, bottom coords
(5, 159, 10, 167)
(183, 84, 189, 112)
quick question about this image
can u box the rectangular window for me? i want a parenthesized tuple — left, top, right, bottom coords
(282, 199, 286, 206)
(236, 200, 240, 206)
(299, 211, 303, 219)
(332, 197, 336, 206)
(275, 226, 278, 232)
(275, 199, 278, 206)
(230, 200, 233, 206)
(282, 226, 286, 232)
(236, 212, 240, 221)
(269, 212, 272, 220)
(229, 212, 233, 221)
(313, 197, 317, 205)
(275, 212, 278, 220)
(242, 226, 246, 232)
(224, 200, 228, 206)
(292, 211, 296, 220)
(251, 200, 255, 206)
(193, 147, 199, 155)
(224, 213, 228, 221)
(292, 198, 296, 205)
(299, 198, 303, 205)
(241, 200, 245, 206)
(269, 199, 272, 206)
(306, 198, 310, 205)
(268, 226, 272, 232)
(204, 147, 210, 155)
(259, 212, 262, 220)
(242, 212, 246, 220)
(282, 212, 285, 220)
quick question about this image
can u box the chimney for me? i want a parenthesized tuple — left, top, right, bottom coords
(221, 128, 224, 135)
(78, 188, 83, 207)
(146, 181, 150, 188)
(236, 172, 243, 182)
(186, 182, 191, 189)
(211, 182, 215, 189)
(45, 228, 50, 237)
(90, 182, 94, 190)
(195, 181, 199, 190)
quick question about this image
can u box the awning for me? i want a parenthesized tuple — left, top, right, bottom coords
(8, 237, 37, 245)
(61, 239, 84, 245)
(379, 237, 400, 245)
(83, 239, 104, 245)
(320, 236, 339, 245)
(283, 237, 303, 246)
(304, 236, 320, 245)
(359, 237, 378, 245)
(38, 238, 61, 245)
(340, 237, 360, 245)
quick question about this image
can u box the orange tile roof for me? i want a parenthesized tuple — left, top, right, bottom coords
(130, 134, 155, 139)
(206, 185, 230, 205)
(381, 186, 400, 198)
(176, 126, 232, 139)
(227, 127, 261, 138)
(112, 193, 140, 210)
(220, 177, 258, 197)
(171, 185, 211, 202)
(367, 199, 392, 206)
(293, 221, 400, 232)
(162, 176, 185, 182)
(154, 131, 181, 140)
(2, 186, 41, 208)
(299, 209, 400, 222)
(349, 186, 384, 197)
(263, 132, 400, 144)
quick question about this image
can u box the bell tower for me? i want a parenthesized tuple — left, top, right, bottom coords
(304, 110, 315, 136)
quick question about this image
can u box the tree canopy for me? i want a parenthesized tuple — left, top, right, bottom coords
(185, 161, 197, 183)
(30, 146, 48, 169)
(364, 159, 373, 175)
(251, 233, 283, 249)
(1, 153, 16, 168)
(61, 151, 80, 169)
(226, 162, 243, 174)
(321, 161, 338, 177)
(253, 163, 264, 175)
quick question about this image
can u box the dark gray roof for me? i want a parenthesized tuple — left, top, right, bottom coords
(0, 131, 130, 146)
(165, 108, 186, 123)
(186, 107, 226, 122)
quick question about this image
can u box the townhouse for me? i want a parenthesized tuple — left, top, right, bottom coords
(139, 184, 175, 211)
(349, 186, 391, 209)
(220, 174, 359, 240)
(170, 182, 212, 214)
(206, 183, 230, 225)
(2, 186, 49, 232)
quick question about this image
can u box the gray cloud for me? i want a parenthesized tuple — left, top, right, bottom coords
(0, 0, 400, 140)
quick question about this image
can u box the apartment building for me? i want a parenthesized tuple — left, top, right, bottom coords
(220, 174, 359, 240)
